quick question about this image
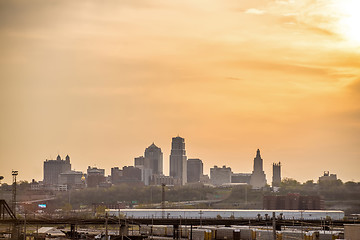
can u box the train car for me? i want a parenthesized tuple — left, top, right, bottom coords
(106, 209, 345, 221)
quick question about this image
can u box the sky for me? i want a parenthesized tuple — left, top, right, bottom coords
(1, 0, 360, 184)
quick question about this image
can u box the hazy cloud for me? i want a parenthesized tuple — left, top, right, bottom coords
(244, 8, 265, 15)
(1, 0, 360, 183)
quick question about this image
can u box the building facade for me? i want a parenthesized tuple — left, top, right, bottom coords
(144, 143, 163, 175)
(43, 155, 71, 185)
(169, 136, 187, 185)
(111, 167, 123, 184)
(263, 193, 324, 210)
(87, 166, 105, 188)
(272, 162, 281, 187)
(319, 171, 337, 183)
(250, 149, 267, 189)
(58, 170, 84, 190)
(210, 165, 232, 186)
(231, 173, 252, 184)
(187, 158, 203, 183)
(121, 166, 142, 183)
(151, 174, 181, 186)
(134, 156, 145, 168)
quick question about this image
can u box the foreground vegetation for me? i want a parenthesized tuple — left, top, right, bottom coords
(0, 179, 359, 215)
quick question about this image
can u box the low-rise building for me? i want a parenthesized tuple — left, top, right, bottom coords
(319, 171, 337, 182)
(151, 174, 181, 186)
(231, 173, 251, 184)
(58, 170, 85, 190)
(263, 193, 324, 210)
(87, 166, 106, 188)
(210, 165, 232, 186)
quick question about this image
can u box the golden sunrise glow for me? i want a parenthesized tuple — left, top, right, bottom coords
(335, 0, 360, 44)
(0, 0, 360, 183)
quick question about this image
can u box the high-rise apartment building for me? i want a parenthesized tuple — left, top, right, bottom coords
(144, 143, 163, 175)
(250, 149, 267, 189)
(272, 162, 281, 187)
(187, 158, 203, 183)
(43, 155, 71, 185)
(169, 136, 187, 185)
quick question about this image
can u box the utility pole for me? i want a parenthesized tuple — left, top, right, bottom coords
(272, 212, 276, 240)
(118, 208, 121, 236)
(105, 213, 108, 240)
(161, 183, 166, 218)
(245, 186, 248, 206)
(12, 171, 18, 215)
(23, 210, 26, 240)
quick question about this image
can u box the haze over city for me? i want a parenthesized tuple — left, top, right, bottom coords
(1, 0, 360, 184)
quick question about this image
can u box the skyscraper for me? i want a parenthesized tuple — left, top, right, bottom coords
(144, 143, 163, 175)
(43, 154, 71, 185)
(169, 136, 187, 185)
(250, 149, 267, 189)
(187, 158, 203, 183)
(272, 162, 281, 187)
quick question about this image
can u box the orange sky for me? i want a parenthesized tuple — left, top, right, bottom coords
(0, 0, 359, 184)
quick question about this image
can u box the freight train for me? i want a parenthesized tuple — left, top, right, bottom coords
(107, 209, 345, 220)
(137, 224, 343, 240)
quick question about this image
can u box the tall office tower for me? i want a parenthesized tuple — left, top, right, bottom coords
(144, 143, 163, 175)
(250, 149, 267, 189)
(43, 154, 71, 185)
(272, 162, 281, 187)
(169, 136, 187, 185)
(187, 158, 203, 183)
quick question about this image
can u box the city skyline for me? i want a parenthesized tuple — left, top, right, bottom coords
(0, 141, 354, 185)
(1, 0, 360, 184)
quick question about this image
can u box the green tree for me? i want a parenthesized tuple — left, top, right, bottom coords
(62, 203, 73, 212)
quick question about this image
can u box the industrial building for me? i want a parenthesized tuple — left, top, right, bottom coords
(263, 193, 324, 210)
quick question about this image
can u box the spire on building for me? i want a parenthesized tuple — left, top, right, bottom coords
(149, 142, 157, 148)
(56, 155, 61, 161)
(250, 149, 267, 189)
(256, 149, 261, 158)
